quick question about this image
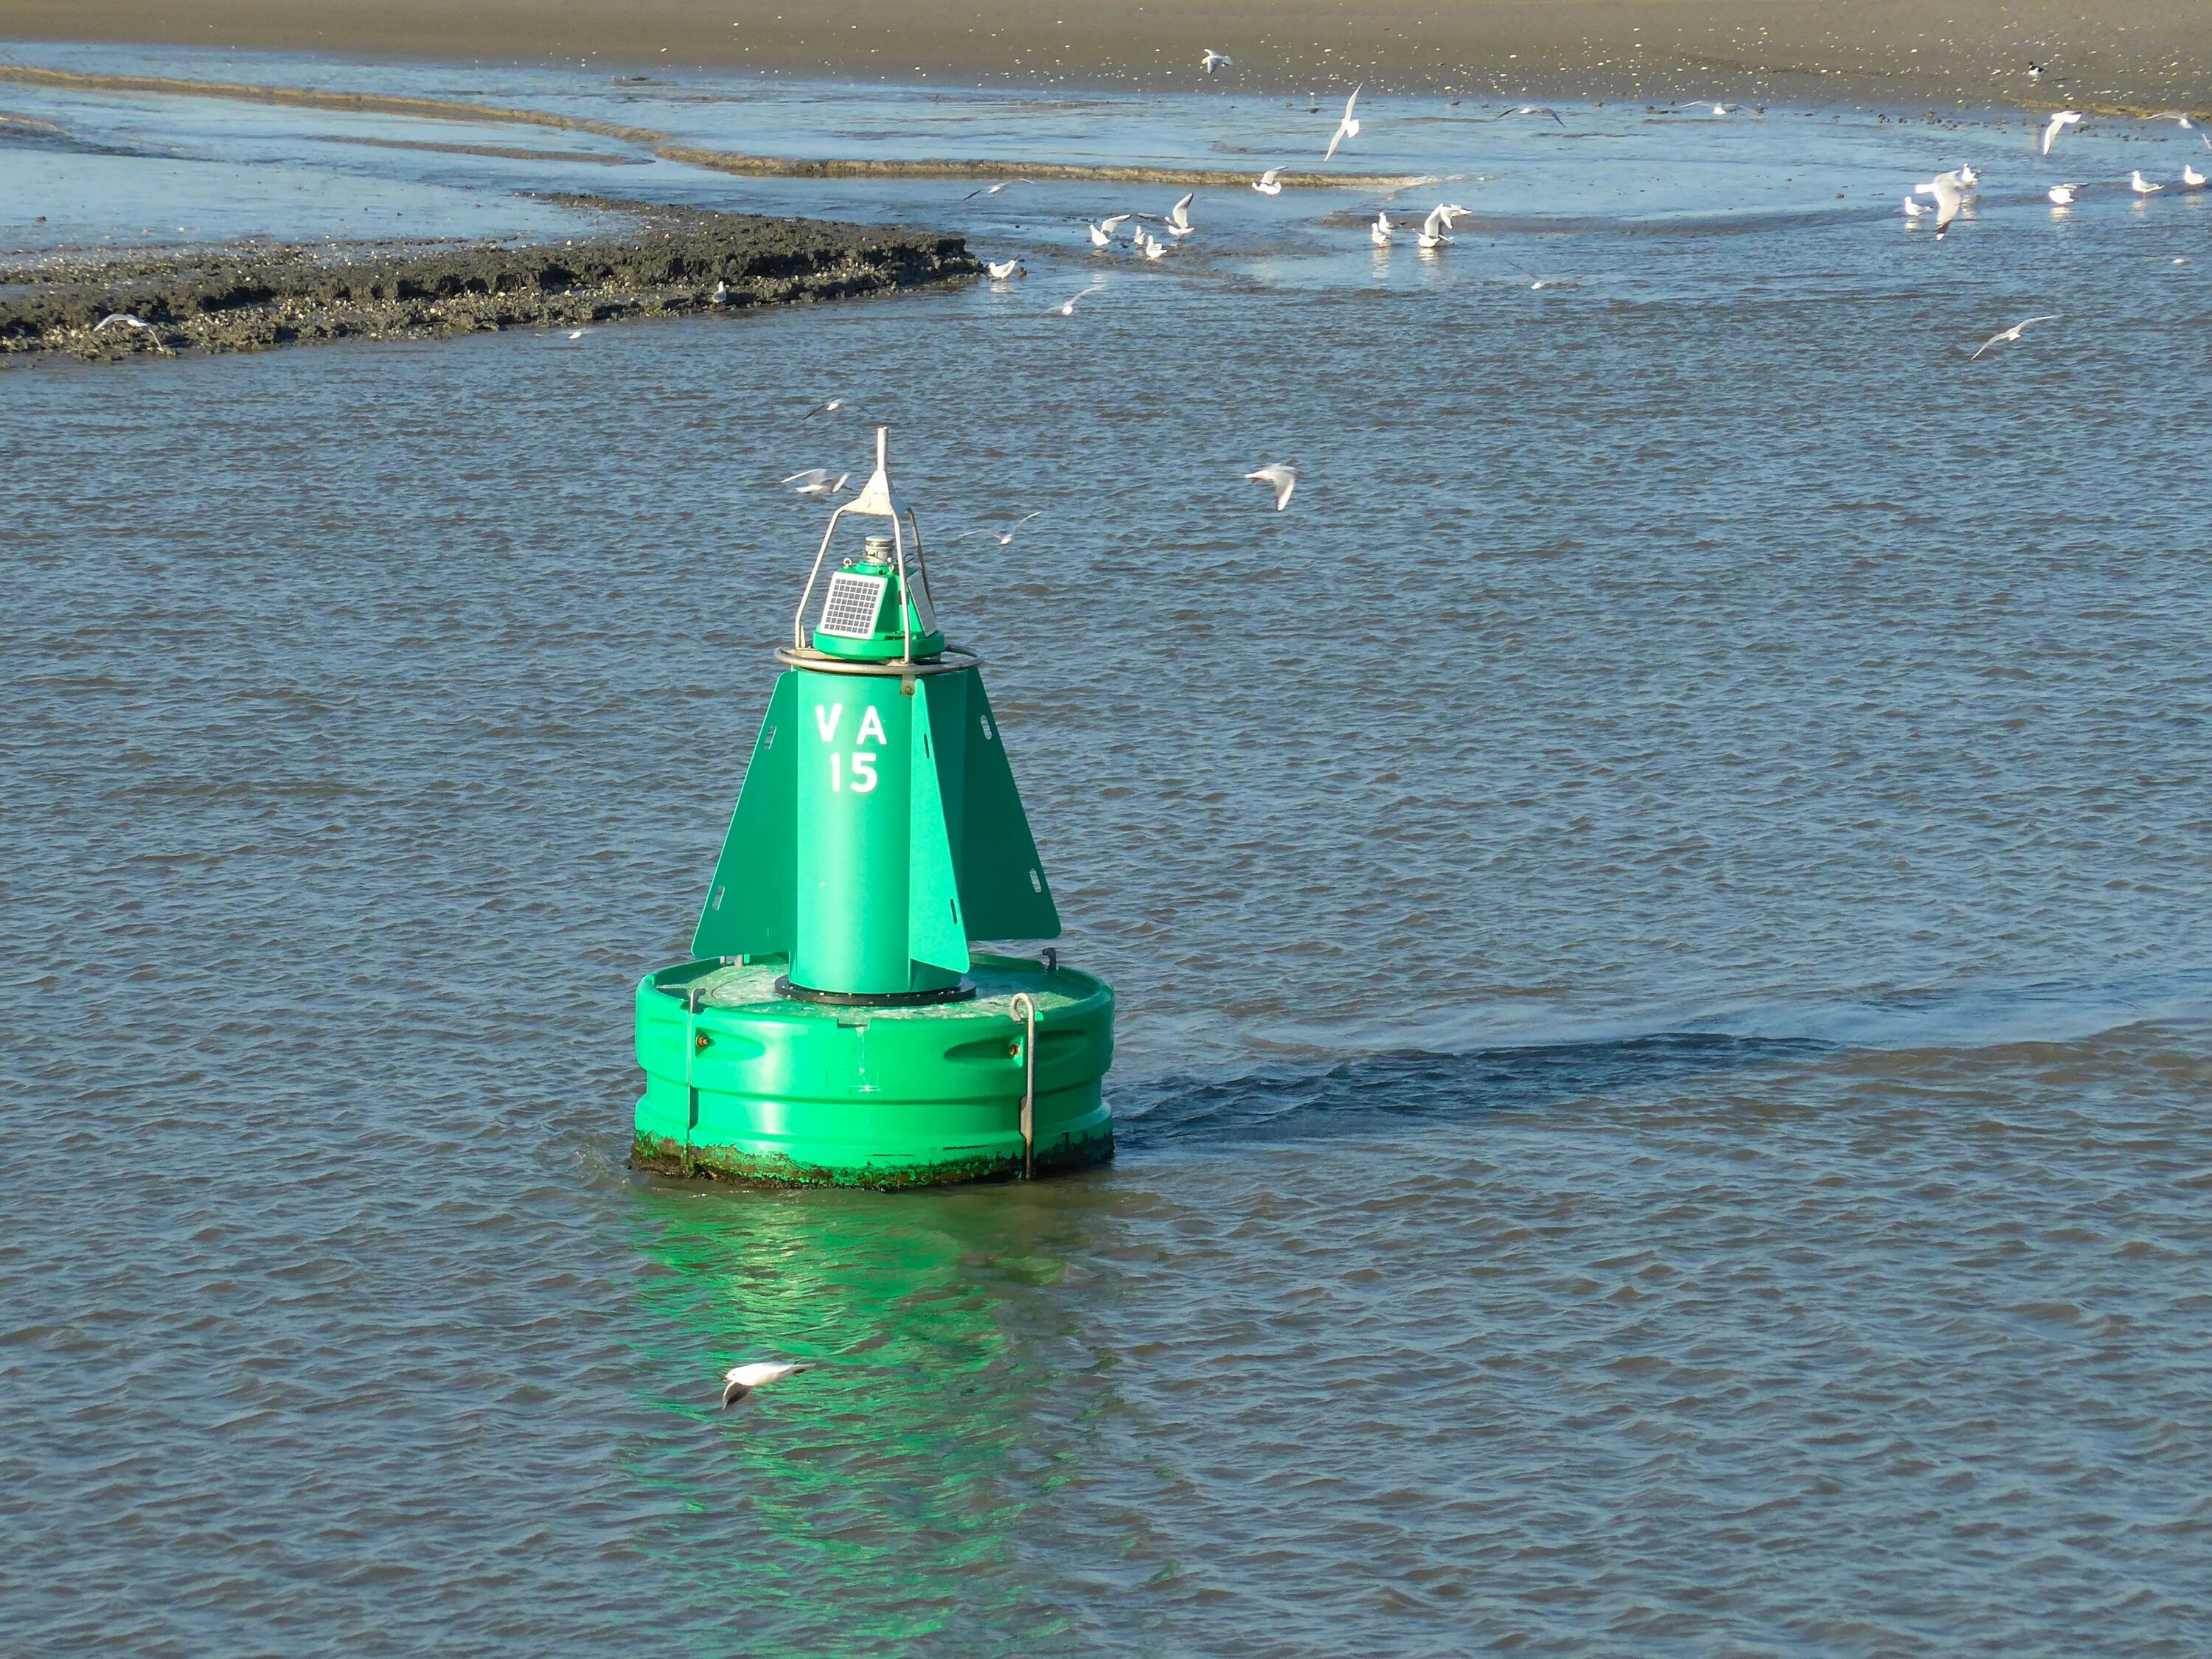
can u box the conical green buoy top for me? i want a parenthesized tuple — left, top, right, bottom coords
(690, 428, 1061, 1001)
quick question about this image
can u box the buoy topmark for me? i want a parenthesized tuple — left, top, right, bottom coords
(631, 428, 1114, 1186)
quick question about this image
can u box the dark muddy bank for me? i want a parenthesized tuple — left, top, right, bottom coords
(0, 198, 979, 361)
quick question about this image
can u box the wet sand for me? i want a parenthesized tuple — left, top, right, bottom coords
(7, 0, 2210, 110)
(0, 200, 977, 360)
(0, 66, 1419, 189)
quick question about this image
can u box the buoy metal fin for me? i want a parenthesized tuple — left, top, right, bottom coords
(691, 672, 798, 960)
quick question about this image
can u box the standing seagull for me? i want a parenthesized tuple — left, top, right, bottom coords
(1325, 86, 1363, 161)
(1202, 49, 1233, 75)
(1902, 195, 1929, 219)
(2130, 170, 2163, 195)
(720, 1361, 810, 1409)
(1252, 167, 1284, 197)
(2040, 110, 2081, 156)
(2184, 164, 2208, 188)
(1967, 314, 2059, 361)
(1245, 463, 1297, 511)
(1371, 210, 1394, 246)
(987, 257, 1026, 280)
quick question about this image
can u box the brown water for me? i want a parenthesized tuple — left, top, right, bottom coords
(5, 51, 2212, 1658)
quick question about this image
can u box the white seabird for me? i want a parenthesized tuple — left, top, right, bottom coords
(1324, 87, 1363, 162)
(2039, 110, 2081, 156)
(720, 1360, 810, 1409)
(1202, 49, 1233, 75)
(1967, 314, 2059, 361)
(2130, 170, 2163, 195)
(1915, 171, 1966, 237)
(1252, 167, 1284, 196)
(1245, 462, 1298, 511)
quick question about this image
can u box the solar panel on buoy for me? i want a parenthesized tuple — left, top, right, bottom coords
(817, 570, 888, 639)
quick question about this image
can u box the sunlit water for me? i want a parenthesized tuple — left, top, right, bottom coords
(5, 44, 2212, 1658)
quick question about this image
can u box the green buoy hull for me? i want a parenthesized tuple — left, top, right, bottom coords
(633, 953, 1114, 1188)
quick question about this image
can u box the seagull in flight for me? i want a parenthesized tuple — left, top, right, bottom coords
(1245, 462, 1297, 511)
(1415, 204, 1466, 249)
(1325, 86, 1363, 161)
(1514, 262, 1576, 290)
(1252, 167, 1284, 196)
(720, 1360, 810, 1410)
(1163, 192, 1195, 236)
(987, 257, 1026, 280)
(1371, 210, 1394, 246)
(801, 397, 846, 422)
(2040, 110, 2081, 155)
(1669, 101, 1745, 116)
(1051, 284, 1107, 316)
(1967, 314, 2059, 361)
(93, 312, 153, 332)
(963, 179, 1025, 200)
(1202, 49, 1233, 75)
(1916, 171, 1966, 236)
(954, 512, 1043, 546)
(782, 469, 849, 496)
(2131, 169, 2163, 195)
(1483, 104, 1566, 127)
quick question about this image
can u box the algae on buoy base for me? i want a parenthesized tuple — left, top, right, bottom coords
(630, 429, 1113, 1187)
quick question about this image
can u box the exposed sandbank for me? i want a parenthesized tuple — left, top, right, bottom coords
(0, 199, 977, 360)
(4, 0, 2209, 111)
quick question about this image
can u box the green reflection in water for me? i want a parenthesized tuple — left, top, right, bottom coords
(618, 1174, 1152, 1656)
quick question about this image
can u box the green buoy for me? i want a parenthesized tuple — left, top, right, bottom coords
(632, 429, 1114, 1186)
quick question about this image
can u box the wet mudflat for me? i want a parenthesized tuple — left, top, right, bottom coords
(1, 198, 975, 358)
(4, 45, 2212, 1659)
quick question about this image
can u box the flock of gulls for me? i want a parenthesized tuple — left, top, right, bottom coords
(757, 53, 2207, 543)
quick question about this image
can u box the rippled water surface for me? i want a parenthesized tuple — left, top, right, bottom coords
(5, 44, 2212, 1658)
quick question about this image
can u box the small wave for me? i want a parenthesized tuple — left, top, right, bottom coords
(1116, 1031, 1823, 1147)
(1116, 971, 2212, 1147)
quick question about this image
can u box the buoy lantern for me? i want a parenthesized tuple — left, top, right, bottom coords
(632, 429, 1115, 1186)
